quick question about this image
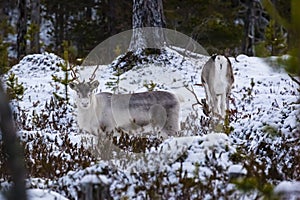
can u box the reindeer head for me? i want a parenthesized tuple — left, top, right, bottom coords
(69, 65, 99, 109)
(213, 55, 229, 71)
(69, 80, 99, 109)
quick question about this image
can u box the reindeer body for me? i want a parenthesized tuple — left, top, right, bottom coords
(70, 80, 180, 138)
(201, 55, 234, 118)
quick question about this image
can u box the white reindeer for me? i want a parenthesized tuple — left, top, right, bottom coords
(201, 55, 234, 118)
(69, 68, 180, 138)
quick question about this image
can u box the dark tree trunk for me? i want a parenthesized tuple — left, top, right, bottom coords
(129, 0, 166, 51)
(54, 3, 65, 54)
(241, 0, 269, 56)
(0, 1, 9, 38)
(108, 0, 116, 36)
(0, 84, 27, 200)
(30, 0, 40, 54)
(242, 0, 255, 56)
(17, 0, 27, 59)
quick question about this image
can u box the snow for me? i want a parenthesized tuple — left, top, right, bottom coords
(1, 48, 299, 199)
(274, 181, 300, 193)
(27, 189, 69, 200)
(0, 189, 69, 200)
(274, 181, 300, 200)
(227, 164, 247, 175)
(80, 174, 111, 185)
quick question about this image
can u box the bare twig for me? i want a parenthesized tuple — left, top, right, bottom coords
(194, 83, 203, 87)
(288, 73, 300, 86)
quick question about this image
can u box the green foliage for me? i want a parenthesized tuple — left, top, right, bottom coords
(284, 49, 300, 75)
(230, 132, 300, 199)
(255, 42, 270, 57)
(165, 0, 243, 54)
(0, 37, 9, 76)
(263, 125, 281, 137)
(143, 80, 157, 91)
(51, 41, 74, 103)
(262, 0, 300, 76)
(6, 72, 26, 101)
(264, 19, 287, 56)
(23, 133, 95, 179)
(223, 111, 234, 135)
(42, 0, 131, 58)
(0, 133, 96, 180)
(27, 23, 40, 53)
(241, 78, 255, 103)
(105, 70, 127, 94)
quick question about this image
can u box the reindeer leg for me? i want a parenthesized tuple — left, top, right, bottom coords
(204, 83, 213, 113)
(216, 95, 222, 116)
(220, 93, 226, 118)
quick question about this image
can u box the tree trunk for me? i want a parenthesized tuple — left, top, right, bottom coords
(241, 0, 255, 56)
(129, 0, 166, 51)
(0, 1, 9, 38)
(54, 3, 65, 54)
(17, 0, 27, 59)
(30, 0, 40, 54)
(108, 0, 116, 36)
(0, 83, 27, 200)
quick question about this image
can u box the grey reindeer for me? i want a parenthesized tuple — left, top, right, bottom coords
(201, 55, 234, 118)
(69, 66, 180, 138)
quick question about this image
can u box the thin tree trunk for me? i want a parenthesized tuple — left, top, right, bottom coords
(129, 0, 166, 51)
(54, 3, 65, 54)
(17, 0, 27, 59)
(30, 0, 40, 54)
(0, 84, 27, 200)
(249, 2, 255, 56)
(108, 0, 116, 36)
(0, 1, 9, 38)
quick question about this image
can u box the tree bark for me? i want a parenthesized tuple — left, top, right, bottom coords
(30, 0, 40, 54)
(129, 0, 166, 51)
(17, 0, 27, 59)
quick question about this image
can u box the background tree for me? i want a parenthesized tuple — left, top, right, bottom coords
(262, 0, 299, 76)
(42, 0, 131, 58)
(1, 0, 295, 62)
(129, 0, 166, 51)
(17, 0, 27, 59)
(29, 0, 40, 54)
(263, 19, 287, 56)
(164, 0, 243, 55)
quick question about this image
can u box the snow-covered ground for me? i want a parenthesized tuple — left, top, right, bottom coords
(0, 49, 299, 199)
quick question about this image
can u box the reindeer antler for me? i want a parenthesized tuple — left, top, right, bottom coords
(184, 84, 210, 116)
(70, 65, 80, 83)
(89, 64, 99, 82)
(185, 85, 203, 108)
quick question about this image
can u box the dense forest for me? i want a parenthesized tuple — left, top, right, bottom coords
(0, 0, 292, 63)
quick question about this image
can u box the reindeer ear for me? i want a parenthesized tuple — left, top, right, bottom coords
(91, 80, 99, 89)
(211, 54, 218, 61)
(69, 82, 77, 90)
